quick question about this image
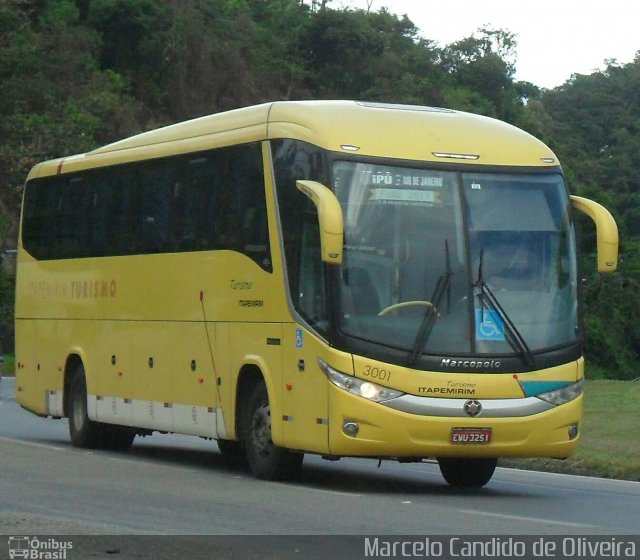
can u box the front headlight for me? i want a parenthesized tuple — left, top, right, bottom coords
(318, 358, 404, 402)
(537, 378, 584, 405)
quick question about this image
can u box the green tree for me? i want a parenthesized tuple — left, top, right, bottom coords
(0, 0, 141, 353)
(529, 55, 640, 378)
(0, 264, 15, 353)
(0, 0, 638, 377)
(246, 0, 312, 100)
(117, 0, 260, 120)
(440, 28, 521, 120)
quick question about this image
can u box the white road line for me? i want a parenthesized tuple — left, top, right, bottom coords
(273, 481, 362, 498)
(496, 467, 640, 487)
(457, 508, 601, 530)
(0, 435, 66, 452)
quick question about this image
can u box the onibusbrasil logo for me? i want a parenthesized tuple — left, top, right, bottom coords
(8, 536, 73, 559)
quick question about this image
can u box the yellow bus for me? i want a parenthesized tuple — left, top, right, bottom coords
(15, 101, 618, 487)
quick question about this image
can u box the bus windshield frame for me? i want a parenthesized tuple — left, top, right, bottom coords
(318, 160, 581, 372)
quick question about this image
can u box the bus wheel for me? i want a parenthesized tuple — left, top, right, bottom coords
(68, 364, 102, 448)
(243, 381, 303, 481)
(217, 439, 246, 462)
(68, 364, 135, 451)
(437, 457, 498, 488)
(101, 424, 136, 451)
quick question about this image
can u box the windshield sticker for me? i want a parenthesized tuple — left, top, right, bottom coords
(371, 173, 443, 188)
(371, 188, 435, 205)
(475, 309, 505, 341)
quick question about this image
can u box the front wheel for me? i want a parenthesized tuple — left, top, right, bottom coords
(243, 381, 303, 481)
(437, 457, 498, 488)
(217, 439, 246, 464)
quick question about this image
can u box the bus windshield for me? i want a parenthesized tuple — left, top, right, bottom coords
(332, 162, 579, 362)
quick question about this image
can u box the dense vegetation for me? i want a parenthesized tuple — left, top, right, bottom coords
(1, 0, 639, 379)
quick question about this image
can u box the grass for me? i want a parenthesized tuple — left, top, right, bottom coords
(0, 353, 14, 376)
(0, 354, 636, 480)
(502, 379, 640, 481)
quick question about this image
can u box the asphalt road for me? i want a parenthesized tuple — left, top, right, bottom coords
(1, 376, 638, 559)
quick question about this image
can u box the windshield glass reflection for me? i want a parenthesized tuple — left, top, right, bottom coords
(332, 162, 579, 360)
(333, 162, 471, 354)
(463, 173, 578, 353)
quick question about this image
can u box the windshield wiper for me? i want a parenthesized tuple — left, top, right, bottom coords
(409, 241, 452, 366)
(474, 249, 535, 368)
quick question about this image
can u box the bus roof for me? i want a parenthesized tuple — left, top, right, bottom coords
(28, 101, 559, 178)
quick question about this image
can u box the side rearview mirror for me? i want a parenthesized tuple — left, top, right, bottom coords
(570, 195, 618, 272)
(296, 180, 344, 265)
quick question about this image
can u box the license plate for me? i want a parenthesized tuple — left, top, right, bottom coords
(451, 427, 492, 444)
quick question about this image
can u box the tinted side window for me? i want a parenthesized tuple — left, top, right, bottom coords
(22, 177, 58, 258)
(272, 139, 329, 327)
(21, 143, 271, 271)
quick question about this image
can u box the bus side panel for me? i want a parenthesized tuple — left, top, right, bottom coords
(79, 318, 220, 437)
(279, 325, 332, 454)
(122, 321, 173, 432)
(15, 318, 46, 415)
(213, 322, 232, 439)
(16, 317, 71, 418)
(91, 320, 133, 426)
(15, 256, 49, 415)
(170, 322, 218, 437)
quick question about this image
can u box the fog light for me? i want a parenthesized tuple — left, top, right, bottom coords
(343, 421, 359, 437)
(568, 423, 579, 440)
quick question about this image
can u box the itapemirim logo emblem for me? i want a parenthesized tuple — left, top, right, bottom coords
(8, 536, 73, 559)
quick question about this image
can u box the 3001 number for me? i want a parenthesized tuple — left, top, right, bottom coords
(362, 365, 392, 382)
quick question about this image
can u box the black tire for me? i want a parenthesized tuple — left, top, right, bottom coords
(101, 423, 136, 451)
(217, 439, 245, 461)
(437, 457, 498, 488)
(243, 381, 303, 481)
(67, 364, 135, 451)
(68, 364, 103, 448)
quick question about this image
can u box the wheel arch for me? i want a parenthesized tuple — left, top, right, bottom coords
(234, 357, 284, 445)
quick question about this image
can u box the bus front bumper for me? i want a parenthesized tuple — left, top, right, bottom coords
(327, 384, 582, 459)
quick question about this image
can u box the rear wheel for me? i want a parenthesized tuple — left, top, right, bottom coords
(67, 364, 135, 451)
(243, 381, 303, 480)
(437, 457, 498, 488)
(68, 364, 102, 448)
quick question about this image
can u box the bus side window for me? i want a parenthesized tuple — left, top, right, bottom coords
(22, 179, 55, 259)
(232, 145, 271, 271)
(178, 155, 217, 252)
(55, 177, 89, 258)
(89, 177, 113, 257)
(298, 214, 328, 328)
(209, 144, 271, 270)
(273, 139, 330, 331)
(131, 161, 173, 254)
(22, 142, 272, 265)
(23, 175, 91, 260)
